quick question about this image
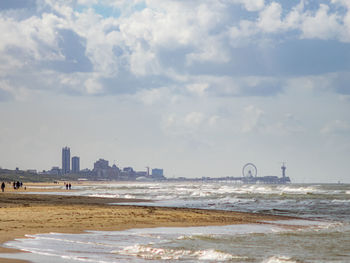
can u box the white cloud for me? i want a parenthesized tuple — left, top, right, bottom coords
(229, 1, 350, 43)
(69, 9, 124, 77)
(186, 36, 230, 64)
(42, 0, 75, 20)
(258, 2, 284, 33)
(231, 0, 265, 12)
(190, 76, 239, 97)
(241, 105, 265, 133)
(321, 120, 350, 135)
(77, 0, 98, 5)
(184, 112, 205, 126)
(0, 0, 349, 99)
(301, 4, 342, 40)
(120, 3, 196, 48)
(340, 7, 350, 42)
(208, 115, 220, 126)
(85, 76, 104, 94)
(284, 1, 304, 30)
(136, 87, 176, 105)
(0, 14, 62, 62)
(229, 20, 258, 45)
(163, 110, 220, 140)
(164, 112, 206, 132)
(121, 0, 230, 66)
(264, 113, 305, 136)
(191, 75, 282, 97)
(339, 94, 350, 102)
(331, 0, 350, 9)
(130, 45, 160, 76)
(286, 72, 350, 96)
(0, 80, 13, 101)
(239, 106, 306, 136)
(186, 83, 209, 97)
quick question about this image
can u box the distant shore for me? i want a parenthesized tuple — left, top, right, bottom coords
(0, 185, 294, 263)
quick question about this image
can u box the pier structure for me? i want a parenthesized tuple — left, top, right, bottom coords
(199, 163, 291, 184)
(239, 162, 291, 184)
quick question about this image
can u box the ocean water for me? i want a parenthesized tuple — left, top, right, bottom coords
(3, 182, 350, 262)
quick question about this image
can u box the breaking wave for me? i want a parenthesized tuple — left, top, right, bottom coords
(117, 244, 244, 261)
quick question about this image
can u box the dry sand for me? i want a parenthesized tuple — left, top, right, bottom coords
(0, 191, 293, 263)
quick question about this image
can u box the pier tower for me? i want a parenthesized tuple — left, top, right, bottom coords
(281, 163, 286, 178)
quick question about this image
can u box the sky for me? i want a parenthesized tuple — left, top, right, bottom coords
(0, 0, 350, 183)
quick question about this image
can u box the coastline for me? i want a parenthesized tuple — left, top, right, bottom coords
(0, 192, 294, 263)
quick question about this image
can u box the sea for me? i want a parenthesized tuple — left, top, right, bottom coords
(2, 182, 350, 263)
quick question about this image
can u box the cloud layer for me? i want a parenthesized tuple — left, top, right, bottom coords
(1, 0, 350, 99)
(1, 0, 350, 182)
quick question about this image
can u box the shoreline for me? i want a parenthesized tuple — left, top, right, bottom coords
(0, 192, 295, 263)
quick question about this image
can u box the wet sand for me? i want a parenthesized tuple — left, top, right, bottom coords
(0, 192, 293, 263)
(2, 182, 80, 193)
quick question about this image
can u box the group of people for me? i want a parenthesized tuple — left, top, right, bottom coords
(13, 181, 23, 190)
(64, 182, 72, 190)
(1, 181, 25, 192)
(1, 181, 72, 192)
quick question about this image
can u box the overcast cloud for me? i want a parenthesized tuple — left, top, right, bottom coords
(1, 0, 350, 183)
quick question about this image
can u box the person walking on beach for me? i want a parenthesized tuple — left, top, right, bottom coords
(1, 182, 5, 192)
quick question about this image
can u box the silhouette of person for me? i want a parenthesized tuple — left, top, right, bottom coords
(66, 183, 68, 190)
(68, 183, 71, 190)
(1, 182, 5, 192)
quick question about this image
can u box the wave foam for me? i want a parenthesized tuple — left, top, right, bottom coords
(116, 244, 241, 261)
(195, 249, 245, 261)
(262, 256, 298, 263)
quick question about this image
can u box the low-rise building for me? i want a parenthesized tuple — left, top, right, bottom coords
(150, 168, 165, 180)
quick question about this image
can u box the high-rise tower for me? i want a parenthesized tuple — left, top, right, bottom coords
(62, 147, 70, 174)
(72, 156, 80, 174)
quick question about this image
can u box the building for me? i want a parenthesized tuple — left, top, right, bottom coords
(111, 164, 121, 174)
(72, 156, 80, 173)
(93, 159, 110, 178)
(151, 168, 165, 180)
(62, 147, 70, 175)
(119, 167, 136, 180)
(50, 166, 61, 175)
(123, 167, 134, 173)
(152, 168, 163, 177)
(94, 159, 109, 170)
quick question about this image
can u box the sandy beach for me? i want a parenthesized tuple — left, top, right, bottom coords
(1, 181, 88, 193)
(0, 189, 293, 263)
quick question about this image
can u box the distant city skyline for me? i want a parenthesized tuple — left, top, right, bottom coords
(49, 147, 164, 181)
(1, 1, 350, 183)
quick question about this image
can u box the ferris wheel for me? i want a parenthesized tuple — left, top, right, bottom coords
(242, 163, 258, 177)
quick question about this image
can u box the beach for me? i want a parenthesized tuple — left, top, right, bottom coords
(1, 182, 349, 262)
(0, 190, 290, 263)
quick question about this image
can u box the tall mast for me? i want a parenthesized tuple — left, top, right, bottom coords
(281, 162, 286, 178)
